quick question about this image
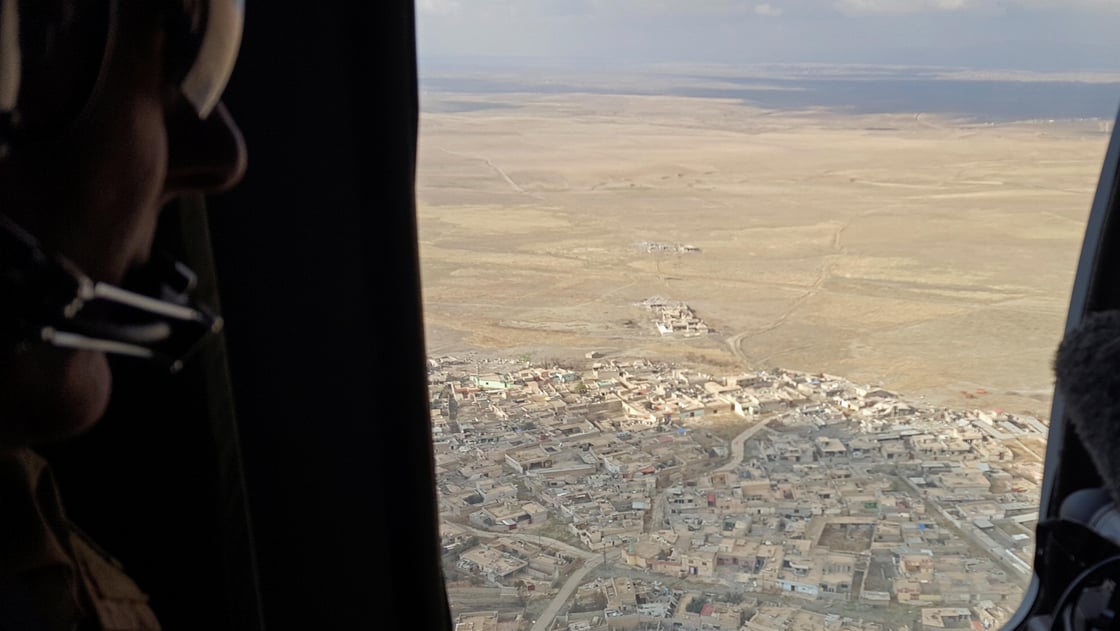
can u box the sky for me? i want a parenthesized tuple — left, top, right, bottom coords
(415, 0, 1120, 72)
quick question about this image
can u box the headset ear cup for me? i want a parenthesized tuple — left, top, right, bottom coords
(0, 0, 115, 156)
(0, 0, 20, 156)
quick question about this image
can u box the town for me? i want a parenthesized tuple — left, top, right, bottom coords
(431, 355, 1045, 631)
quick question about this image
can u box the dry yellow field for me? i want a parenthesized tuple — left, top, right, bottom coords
(416, 87, 1111, 417)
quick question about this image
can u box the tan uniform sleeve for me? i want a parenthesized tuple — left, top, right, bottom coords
(0, 448, 86, 630)
(0, 449, 161, 631)
(68, 531, 160, 631)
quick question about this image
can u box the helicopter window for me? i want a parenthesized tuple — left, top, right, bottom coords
(414, 4, 1120, 630)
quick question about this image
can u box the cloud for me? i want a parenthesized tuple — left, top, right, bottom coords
(830, 0, 1120, 14)
(832, 0, 969, 14)
(1010, 0, 1120, 10)
(417, 0, 461, 16)
(417, 0, 1120, 20)
(415, 0, 1120, 70)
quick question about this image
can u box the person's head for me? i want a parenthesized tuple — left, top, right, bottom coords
(0, 0, 247, 446)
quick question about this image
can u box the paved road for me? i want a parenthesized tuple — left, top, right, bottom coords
(645, 416, 775, 531)
(460, 524, 618, 631)
(460, 524, 594, 560)
(899, 478, 1030, 579)
(715, 416, 778, 473)
(530, 550, 619, 631)
(649, 493, 669, 531)
(461, 414, 772, 631)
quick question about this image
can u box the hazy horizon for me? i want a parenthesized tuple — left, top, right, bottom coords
(417, 1, 1120, 73)
(418, 62, 1120, 123)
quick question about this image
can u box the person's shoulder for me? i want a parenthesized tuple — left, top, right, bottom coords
(0, 448, 161, 630)
(0, 447, 71, 576)
(0, 448, 85, 630)
(67, 525, 161, 631)
(0, 446, 47, 481)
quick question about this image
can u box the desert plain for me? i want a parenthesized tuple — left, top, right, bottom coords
(416, 67, 1115, 418)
